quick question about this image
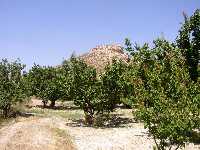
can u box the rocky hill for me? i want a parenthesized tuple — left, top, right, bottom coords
(80, 44, 129, 72)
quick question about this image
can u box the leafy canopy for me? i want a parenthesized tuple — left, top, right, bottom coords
(0, 59, 26, 117)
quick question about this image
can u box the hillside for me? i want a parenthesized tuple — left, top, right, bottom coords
(80, 44, 129, 72)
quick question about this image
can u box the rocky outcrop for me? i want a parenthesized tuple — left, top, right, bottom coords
(80, 44, 129, 72)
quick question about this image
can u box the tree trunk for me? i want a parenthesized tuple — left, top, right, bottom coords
(3, 104, 11, 118)
(84, 104, 94, 125)
(3, 109, 8, 118)
(84, 112, 94, 125)
(50, 100, 56, 108)
(42, 100, 47, 108)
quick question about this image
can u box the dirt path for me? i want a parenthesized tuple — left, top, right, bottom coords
(60, 117, 200, 150)
(66, 125, 200, 150)
(0, 117, 75, 150)
(66, 122, 153, 150)
(0, 115, 154, 150)
(0, 116, 199, 150)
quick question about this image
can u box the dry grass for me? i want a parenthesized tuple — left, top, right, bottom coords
(25, 100, 84, 121)
(0, 117, 76, 150)
(51, 127, 76, 150)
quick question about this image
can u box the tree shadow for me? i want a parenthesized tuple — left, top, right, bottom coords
(27, 104, 80, 110)
(65, 114, 138, 128)
(188, 130, 200, 144)
(0, 111, 35, 118)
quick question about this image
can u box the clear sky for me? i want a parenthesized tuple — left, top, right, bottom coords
(0, 0, 199, 69)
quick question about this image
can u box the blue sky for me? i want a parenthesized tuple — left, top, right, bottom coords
(0, 0, 199, 69)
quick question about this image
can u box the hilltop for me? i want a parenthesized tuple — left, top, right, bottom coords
(80, 44, 129, 72)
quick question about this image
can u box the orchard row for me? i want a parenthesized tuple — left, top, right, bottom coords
(0, 9, 199, 150)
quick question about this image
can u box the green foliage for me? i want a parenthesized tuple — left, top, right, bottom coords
(100, 59, 133, 109)
(44, 67, 64, 107)
(64, 57, 101, 125)
(124, 39, 200, 149)
(124, 38, 141, 57)
(60, 59, 74, 101)
(27, 64, 63, 107)
(27, 64, 46, 100)
(124, 38, 134, 56)
(176, 9, 200, 82)
(61, 57, 133, 125)
(0, 59, 26, 117)
(124, 42, 155, 107)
